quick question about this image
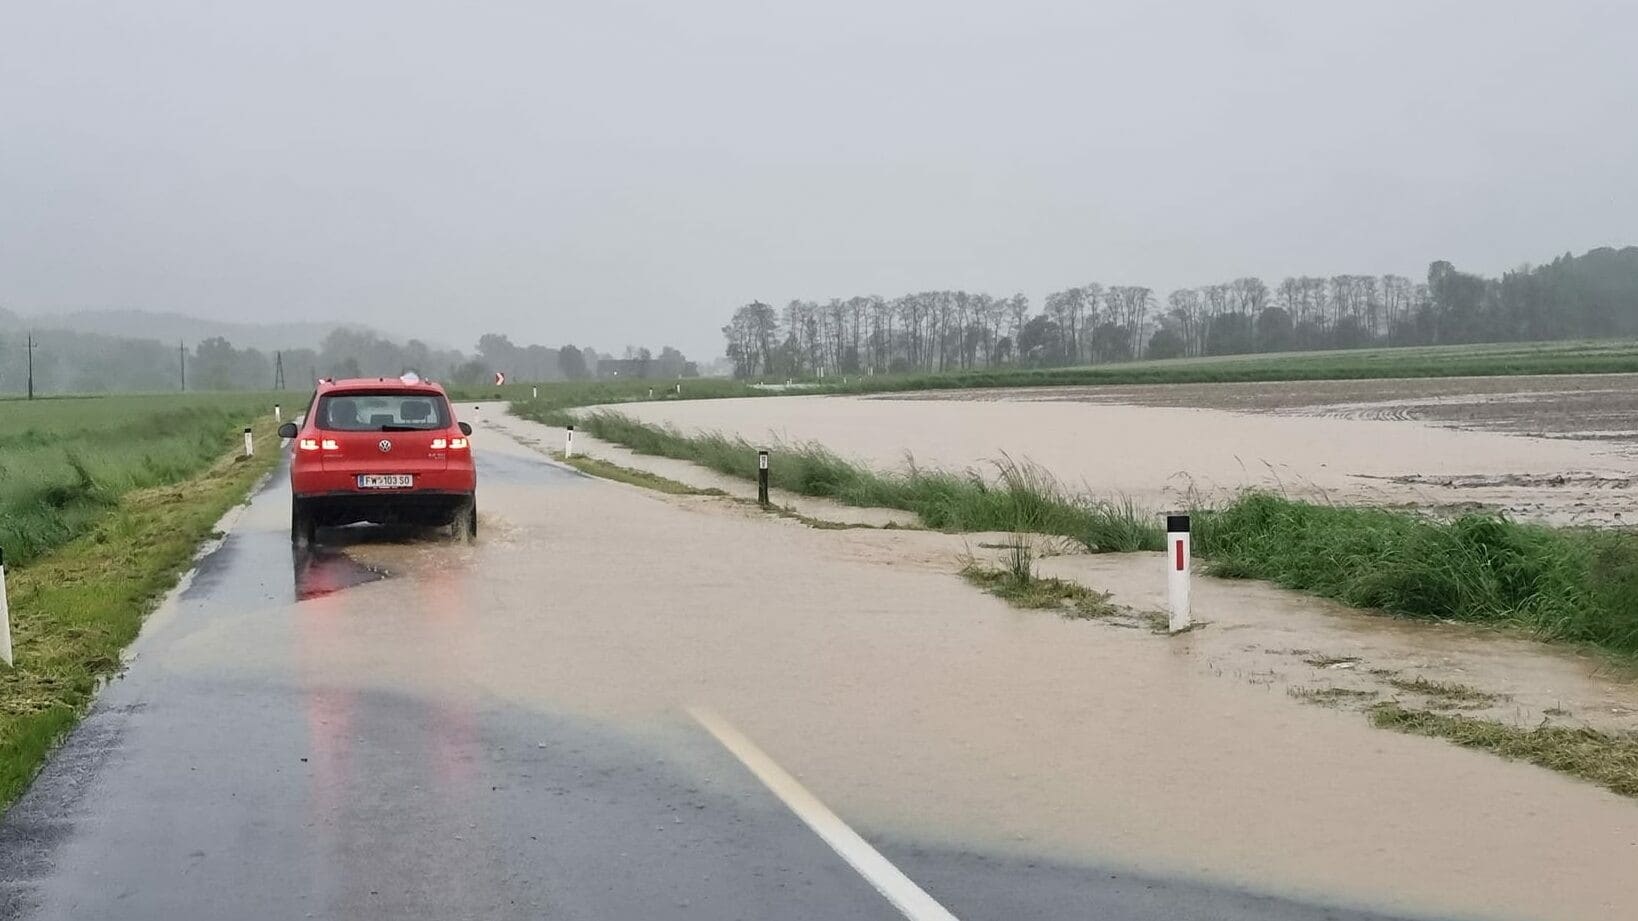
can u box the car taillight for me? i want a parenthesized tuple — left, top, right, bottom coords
(299, 438, 320, 451)
(430, 438, 447, 449)
(431, 437, 469, 450)
(450, 437, 468, 450)
(322, 439, 339, 450)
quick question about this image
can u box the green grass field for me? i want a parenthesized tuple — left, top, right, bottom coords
(821, 338, 1638, 393)
(0, 393, 282, 806)
(0, 393, 285, 565)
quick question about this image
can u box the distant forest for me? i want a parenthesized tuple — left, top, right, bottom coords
(721, 247, 1638, 378)
(0, 316, 698, 395)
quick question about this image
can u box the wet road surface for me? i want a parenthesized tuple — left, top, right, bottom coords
(1, 440, 1457, 919)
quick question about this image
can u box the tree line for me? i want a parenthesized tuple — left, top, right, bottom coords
(722, 246, 1638, 378)
(0, 311, 698, 395)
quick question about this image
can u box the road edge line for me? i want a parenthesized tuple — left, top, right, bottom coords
(687, 706, 960, 921)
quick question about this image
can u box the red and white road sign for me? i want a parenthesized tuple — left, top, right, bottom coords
(494, 371, 507, 385)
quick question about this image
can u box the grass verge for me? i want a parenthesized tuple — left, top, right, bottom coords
(539, 411, 1162, 551)
(0, 416, 280, 807)
(1193, 493, 1638, 656)
(959, 535, 1164, 628)
(553, 452, 726, 496)
(1371, 702, 1638, 798)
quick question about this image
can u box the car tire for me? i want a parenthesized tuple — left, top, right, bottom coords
(449, 496, 477, 543)
(292, 502, 317, 547)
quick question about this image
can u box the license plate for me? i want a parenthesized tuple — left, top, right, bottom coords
(357, 474, 413, 489)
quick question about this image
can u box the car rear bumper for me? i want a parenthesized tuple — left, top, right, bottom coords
(295, 490, 474, 527)
(292, 466, 476, 496)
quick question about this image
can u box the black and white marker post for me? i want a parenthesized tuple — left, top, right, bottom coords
(565, 425, 575, 459)
(274, 403, 281, 422)
(243, 427, 254, 458)
(0, 547, 12, 667)
(757, 449, 770, 506)
(1167, 514, 1191, 632)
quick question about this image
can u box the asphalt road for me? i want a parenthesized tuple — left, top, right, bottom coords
(0, 441, 1442, 921)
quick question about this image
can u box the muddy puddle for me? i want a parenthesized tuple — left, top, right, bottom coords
(152, 416, 1638, 921)
(293, 548, 389, 601)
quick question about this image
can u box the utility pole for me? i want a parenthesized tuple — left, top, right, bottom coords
(273, 351, 286, 390)
(179, 341, 186, 392)
(25, 333, 36, 400)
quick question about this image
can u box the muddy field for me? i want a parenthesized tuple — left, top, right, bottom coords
(927, 372, 1638, 443)
(612, 373, 1638, 526)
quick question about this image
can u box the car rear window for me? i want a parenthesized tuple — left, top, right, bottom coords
(316, 391, 450, 431)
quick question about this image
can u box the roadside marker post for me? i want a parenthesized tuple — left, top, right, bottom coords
(1167, 514, 1191, 633)
(757, 449, 770, 506)
(565, 425, 575, 458)
(243, 427, 254, 458)
(274, 404, 281, 422)
(648, 388, 654, 399)
(0, 547, 12, 667)
(532, 386, 538, 399)
(676, 383, 682, 396)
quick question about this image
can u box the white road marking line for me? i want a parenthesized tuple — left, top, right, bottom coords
(688, 706, 961, 921)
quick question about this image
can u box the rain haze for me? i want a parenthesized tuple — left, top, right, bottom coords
(2, 1, 1636, 357)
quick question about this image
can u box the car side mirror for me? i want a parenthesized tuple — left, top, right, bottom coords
(277, 422, 299, 439)
(458, 421, 472, 436)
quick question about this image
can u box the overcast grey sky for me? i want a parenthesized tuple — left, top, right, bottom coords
(3, 1, 1635, 357)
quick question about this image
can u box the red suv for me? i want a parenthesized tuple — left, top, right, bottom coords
(279, 375, 477, 544)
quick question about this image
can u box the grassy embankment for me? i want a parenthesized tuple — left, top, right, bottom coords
(0, 393, 281, 806)
(514, 403, 1638, 796)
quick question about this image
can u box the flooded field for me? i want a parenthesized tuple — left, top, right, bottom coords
(610, 374, 1638, 526)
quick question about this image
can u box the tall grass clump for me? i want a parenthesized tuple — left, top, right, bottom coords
(1195, 492, 1638, 655)
(560, 410, 1163, 552)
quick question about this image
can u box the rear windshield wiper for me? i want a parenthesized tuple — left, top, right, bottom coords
(380, 424, 435, 432)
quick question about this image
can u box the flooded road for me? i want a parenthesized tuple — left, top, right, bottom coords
(2, 422, 1634, 920)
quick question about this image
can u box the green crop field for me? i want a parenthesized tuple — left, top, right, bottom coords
(821, 338, 1638, 394)
(0, 393, 286, 566)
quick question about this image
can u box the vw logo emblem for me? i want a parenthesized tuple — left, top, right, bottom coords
(378, 439, 393, 453)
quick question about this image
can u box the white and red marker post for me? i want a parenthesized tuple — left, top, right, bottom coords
(0, 547, 13, 667)
(565, 424, 575, 458)
(1167, 514, 1191, 632)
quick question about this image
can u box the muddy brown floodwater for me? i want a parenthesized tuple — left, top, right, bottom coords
(174, 411, 1636, 921)
(610, 374, 1638, 526)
